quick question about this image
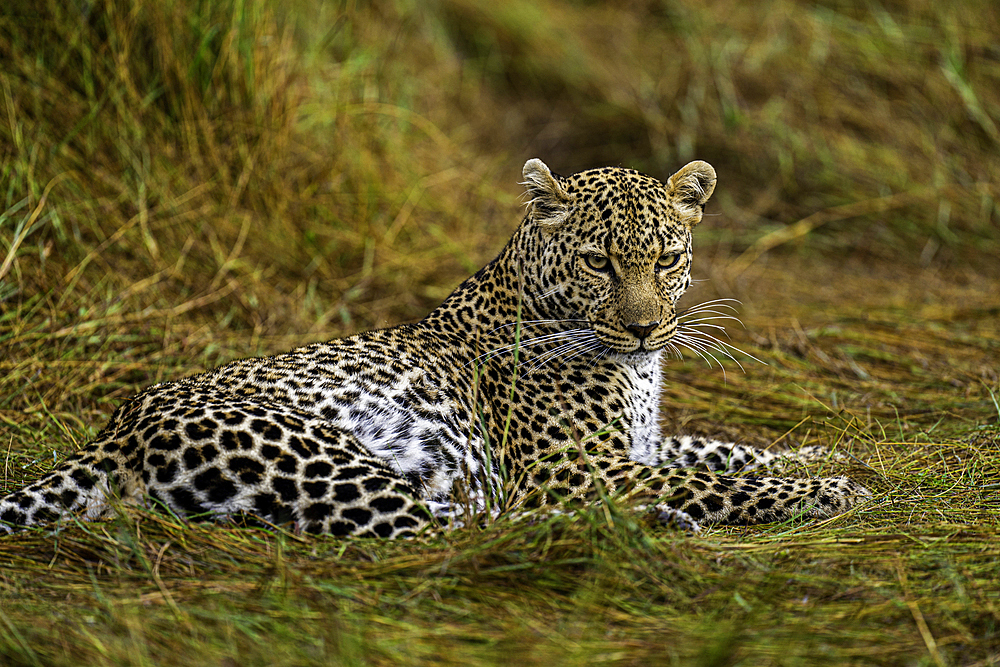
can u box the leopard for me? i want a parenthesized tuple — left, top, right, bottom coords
(0, 158, 869, 538)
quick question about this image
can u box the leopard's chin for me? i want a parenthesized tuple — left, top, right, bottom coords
(593, 334, 661, 357)
(608, 348, 662, 366)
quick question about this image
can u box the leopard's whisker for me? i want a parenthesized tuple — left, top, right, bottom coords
(482, 327, 590, 354)
(679, 324, 731, 337)
(522, 339, 588, 374)
(678, 298, 741, 315)
(681, 328, 765, 366)
(677, 315, 743, 327)
(671, 334, 728, 371)
(489, 319, 589, 333)
(535, 285, 563, 300)
(588, 344, 612, 368)
(674, 329, 740, 362)
(678, 306, 739, 319)
(560, 341, 607, 368)
(529, 339, 604, 375)
(673, 327, 766, 373)
(468, 328, 593, 368)
(663, 340, 685, 361)
(523, 334, 603, 374)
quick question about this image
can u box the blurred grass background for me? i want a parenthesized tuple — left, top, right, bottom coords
(1, 0, 998, 664)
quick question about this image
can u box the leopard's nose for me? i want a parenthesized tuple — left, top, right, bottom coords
(625, 321, 659, 340)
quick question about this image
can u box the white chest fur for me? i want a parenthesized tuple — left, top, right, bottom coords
(622, 352, 664, 464)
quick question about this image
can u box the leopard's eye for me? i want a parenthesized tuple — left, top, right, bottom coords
(583, 254, 611, 272)
(656, 253, 681, 270)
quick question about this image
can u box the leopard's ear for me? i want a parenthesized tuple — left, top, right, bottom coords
(666, 160, 717, 226)
(522, 158, 573, 229)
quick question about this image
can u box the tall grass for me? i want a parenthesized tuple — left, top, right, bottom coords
(428, 0, 1000, 263)
(1, 0, 999, 664)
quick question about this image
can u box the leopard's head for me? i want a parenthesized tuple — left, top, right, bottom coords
(518, 158, 716, 357)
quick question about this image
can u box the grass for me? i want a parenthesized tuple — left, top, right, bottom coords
(1, 0, 999, 664)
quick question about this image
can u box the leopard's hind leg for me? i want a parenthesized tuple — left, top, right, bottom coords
(3, 394, 436, 538)
(134, 394, 434, 537)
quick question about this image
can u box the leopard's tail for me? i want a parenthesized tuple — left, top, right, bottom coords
(0, 451, 125, 534)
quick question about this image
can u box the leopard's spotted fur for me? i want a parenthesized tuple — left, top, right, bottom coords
(0, 159, 868, 537)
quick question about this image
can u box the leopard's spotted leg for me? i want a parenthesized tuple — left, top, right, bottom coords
(2, 394, 438, 538)
(522, 450, 869, 525)
(128, 395, 435, 538)
(647, 434, 843, 475)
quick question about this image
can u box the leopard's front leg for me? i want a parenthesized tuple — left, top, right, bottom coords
(519, 450, 869, 525)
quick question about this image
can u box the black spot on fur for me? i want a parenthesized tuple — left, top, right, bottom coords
(303, 502, 331, 522)
(310, 426, 341, 445)
(334, 466, 368, 480)
(326, 520, 354, 536)
(252, 492, 277, 518)
(342, 507, 372, 525)
(304, 461, 333, 479)
(332, 483, 360, 503)
(170, 488, 205, 515)
(156, 460, 179, 484)
(228, 457, 265, 484)
(546, 425, 569, 441)
(303, 481, 328, 499)
(1, 508, 26, 525)
(201, 444, 219, 463)
(370, 496, 405, 513)
(14, 493, 35, 510)
(59, 489, 79, 508)
(684, 503, 705, 520)
(183, 447, 203, 471)
(34, 507, 59, 523)
(272, 477, 297, 502)
(288, 437, 313, 459)
(149, 433, 183, 452)
(276, 455, 298, 474)
(701, 494, 724, 513)
(193, 468, 238, 504)
(372, 522, 393, 538)
(363, 477, 389, 492)
(251, 419, 283, 441)
(185, 419, 216, 441)
(731, 492, 751, 506)
(222, 412, 245, 426)
(70, 468, 97, 490)
(220, 431, 242, 451)
(275, 414, 305, 433)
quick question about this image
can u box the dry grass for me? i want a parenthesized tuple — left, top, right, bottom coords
(1, 0, 999, 664)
